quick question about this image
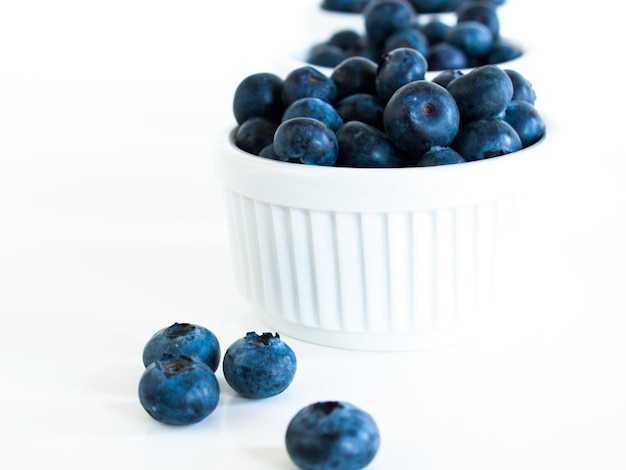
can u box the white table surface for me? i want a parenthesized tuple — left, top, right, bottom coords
(1, 0, 625, 468)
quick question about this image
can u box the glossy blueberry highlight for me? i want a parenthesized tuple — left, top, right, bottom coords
(138, 355, 220, 425)
(222, 332, 297, 399)
(285, 401, 380, 470)
(142, 322, 221, 372)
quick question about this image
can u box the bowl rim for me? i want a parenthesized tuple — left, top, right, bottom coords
(215, 117, 556, 213)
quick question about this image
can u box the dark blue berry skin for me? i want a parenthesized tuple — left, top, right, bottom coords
(431, 69, 464, 88)
(222, 332, 297, 399)
(452, 117, 522, 161)
(327, 29, 366, 55)
(232, 73, 284, 125)
(408, 0, 461, 12)
(364, 0, 416, 55)
(282, 97, 344, 132)
(330, 56, 378, 100)
(274, 117, 339, 166)
(420, 19, 453, 45)
(503, 100, 545, 148)
(336, 121, 406, 167)
(282, 66, 338, 107)
(334, 93, 385, 130)
(309, 44, 349, 68)
(235, 117, 279, 156)
(259, 143, 287, 161)
(376, 47, 428, 102)
(445, 20, 494, 59)
(138, 355, 220, 425)
(413, 145, 465, 166)
(382, 25, 430, 58)
(447, 64, 513, 121)
(321, 0, 372, 12)
(383, 80, 460, 156)
(285, 401, 380, 470)
(485, 38, 522, 64)
(142, 322, 221, 372)
(457, 1, 500, 38)
(427, 42, 469, 71)
(504, 69, 536, 104)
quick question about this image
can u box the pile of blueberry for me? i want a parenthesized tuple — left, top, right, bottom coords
(138, 322, 379, 469)
(310, 0, 520, 72)
(321, 0, 504, 14)
(233, 57, 544, 167)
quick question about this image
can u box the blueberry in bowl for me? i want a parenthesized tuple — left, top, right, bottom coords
(216, 61, 551, 351)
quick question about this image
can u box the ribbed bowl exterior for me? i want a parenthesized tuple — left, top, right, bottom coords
(223, 188, 515, 350)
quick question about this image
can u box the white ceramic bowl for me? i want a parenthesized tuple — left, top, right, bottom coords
(215, 120, 555, 351)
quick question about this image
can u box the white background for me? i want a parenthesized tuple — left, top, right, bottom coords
(1, 0, 625, 468)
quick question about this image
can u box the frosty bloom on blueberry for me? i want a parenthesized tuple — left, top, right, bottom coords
(222, 332, 297, 399)
(285, 401, 380, 470)
(138, 355, 220, 425)
(142, 322, 221, 372)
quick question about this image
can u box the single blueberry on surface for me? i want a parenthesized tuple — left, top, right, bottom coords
(503, 100, 545, 148)
(138, 355, 220, 425)
(452, 117, 522, 161)
(142, 322, 221, 372)
(274, 117, 338, 166)
(222, 332, 297, 399)
(285, 401, 380, 470)
(336, 120, 406, 167)
(383, 80, 460, 156)
(447, 64, 513, 121)
(232, 72, 284, 125)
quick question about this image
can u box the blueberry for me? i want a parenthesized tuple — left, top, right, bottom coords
(142, 322, 221, 372)
(485, 38, 523, 64)
(232, 72, 284, 125)
(447, 64, 513, 121)
(504, 69, 536, 104)
(408, 0, 462, 12)
(502, 100, 545, 148)
(321, 0, 372, 13)
(222, 332, 297, 399)
(282, 97, 344, 132)
(138, 355, 220, 425)
(327, 29, 366, 55)
(309, 43, 349, 68)
(413, 145, 465, 166)
(376, 47, 428, 102)
(336, 120, 406, 167)
(364, 0, 416, 54)
(334, 93, 385, 130)
(274, 117, 338, 166)
(445, 20, 494, 59)
(419, 18, 453, 45)
(383, 80, 460, 156)
(282, 66, 338, 106)
(285, 401, 380, 470)
(427, 41, 469, 71)
(452, 117, 522, 160)
(382, 25, 430, 58)
(431, 69, 464, 88)
(456, 1, 500, 38)
(235, 117, 279, 156)
(330, 56, 378, 100)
